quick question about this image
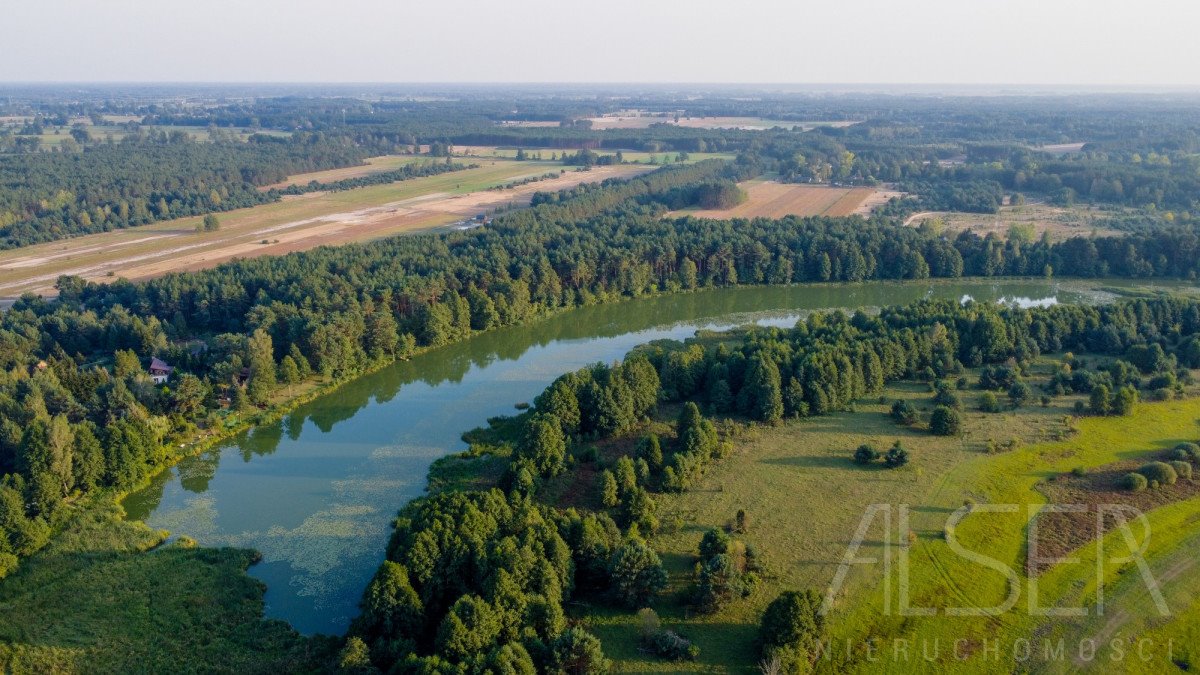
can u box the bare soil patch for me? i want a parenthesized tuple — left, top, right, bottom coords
(1032, 456, 1200, 574)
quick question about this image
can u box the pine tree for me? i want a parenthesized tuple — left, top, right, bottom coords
(246, 329, 276, 405)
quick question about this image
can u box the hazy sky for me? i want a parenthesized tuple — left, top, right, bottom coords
(4, 0, 1199, 85)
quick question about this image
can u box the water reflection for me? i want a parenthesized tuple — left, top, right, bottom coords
(120, 278, 1159, 635)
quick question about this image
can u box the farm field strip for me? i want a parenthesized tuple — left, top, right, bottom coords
(0, 161, 652, 300)
(679, 181, 889, 219)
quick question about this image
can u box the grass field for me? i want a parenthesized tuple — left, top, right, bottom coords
(678, 180, 900, 220)
(258, 154, 433, 190)
(0, 160, 651, 300)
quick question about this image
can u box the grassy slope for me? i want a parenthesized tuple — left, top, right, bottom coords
(0, 500, 332, 673)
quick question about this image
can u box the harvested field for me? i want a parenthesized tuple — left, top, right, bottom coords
(0, 161, 652, 301)
(585, 114, 858, 131)
(258, 155, 428, 190)
(679, 181, 891, 219)
(1034, 142, 1087, 154)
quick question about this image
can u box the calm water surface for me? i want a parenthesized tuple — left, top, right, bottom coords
(122, 279, 1168, 634)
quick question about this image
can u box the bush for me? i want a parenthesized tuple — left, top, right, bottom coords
(759, 590, 825, 667)
(1137, 461, 1178, 487)
(699, 528, 730, 558)
(884, 442, 909, 469)
(929, 406, 962, 436)
(1120, 472, 1148, 492)
(1008, 381, 1032, 407)
(1174, 443, 1200, 462)
(852, 444, 879, 465)
(1170, 460, 1193, 480)
(651, 629, 700, 661)
(978, 392, 1002, 413)
(932, 381, 961, 409)
(890, 400, 919, 426)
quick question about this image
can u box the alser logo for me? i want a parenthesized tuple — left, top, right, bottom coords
(824, 503, 1170, 617)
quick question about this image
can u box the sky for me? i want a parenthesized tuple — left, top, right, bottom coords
(3, 0, 1199, 86)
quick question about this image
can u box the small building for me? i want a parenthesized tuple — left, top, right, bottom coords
(149, 357, 173, 384)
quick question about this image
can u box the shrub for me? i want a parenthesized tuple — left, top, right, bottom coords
(734, 509, 750, 534)
(929, 406, 962, 436)
(884, 442, 909, 469)
(852, 444, 879, 465)
(699, 528, 730, 558)
(932, 381, 961, 408)
(1120, 472, 1148, 492)
(1008, 381, 1032, 407)
(1174, 442, 1200, 462)
(978, 392, 1002, 413)
(652, 630, 700, 661)
(1137, 461, 1178, 487)
(1071, 466, 1087, 478)
(890, 400, 919, 426)
(1170, 460, 1193, 480)
(637, 608, 660, 641)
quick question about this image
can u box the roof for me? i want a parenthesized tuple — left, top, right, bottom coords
(149, 356, 173, 373)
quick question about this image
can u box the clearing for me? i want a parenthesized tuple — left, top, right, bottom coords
(0, 160, 652, 300)
(677, 181, 900, 219)
(905, 202, 1124, 241)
